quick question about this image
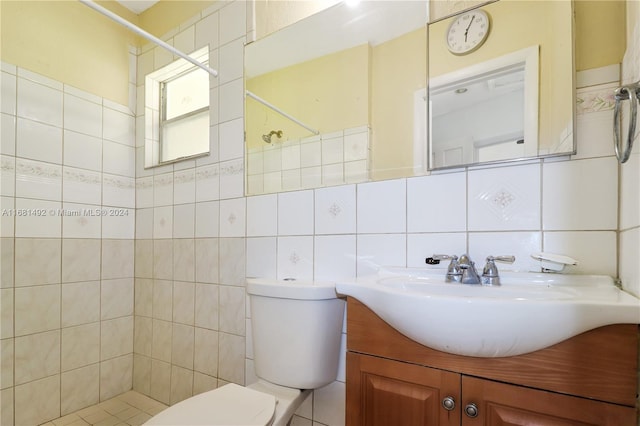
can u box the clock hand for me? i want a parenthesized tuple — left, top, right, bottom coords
(464, 15, 475, 42)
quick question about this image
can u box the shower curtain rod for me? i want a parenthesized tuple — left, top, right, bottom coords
(79, 0, 218, 78)
(246, 90, 320, 135)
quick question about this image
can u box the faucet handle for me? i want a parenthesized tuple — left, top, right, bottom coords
(426, 255, 462, 282)
(481, 255, 515, 286)
(487, 255, 515, 264)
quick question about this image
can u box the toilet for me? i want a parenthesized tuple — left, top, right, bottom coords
(144, 278, 345, 426)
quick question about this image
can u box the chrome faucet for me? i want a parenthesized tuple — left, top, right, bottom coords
(429, 254, 516, 286)
(458, 254, 481, 284)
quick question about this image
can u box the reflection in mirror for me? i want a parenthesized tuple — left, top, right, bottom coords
(427, 0, 575, 170)
(429, 46, 538, 169)
(245, 1, 427, 195)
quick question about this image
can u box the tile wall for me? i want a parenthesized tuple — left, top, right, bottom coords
(246, 126, 370, 195)
(131, 0, 249, 410)
(1, 55, 137, 426)
(1, 1, 636, 425)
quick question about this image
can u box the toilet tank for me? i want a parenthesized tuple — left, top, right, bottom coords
(247, 279, 345, 390)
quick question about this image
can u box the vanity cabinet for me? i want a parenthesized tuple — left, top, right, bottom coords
(345, 298, 638, 426)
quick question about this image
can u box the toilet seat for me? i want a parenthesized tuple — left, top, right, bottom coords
(144, 383, 276, 426)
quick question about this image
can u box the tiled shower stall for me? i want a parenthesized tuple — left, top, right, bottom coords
(1, 1, 639, 426)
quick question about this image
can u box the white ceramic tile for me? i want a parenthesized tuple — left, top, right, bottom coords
(315, 185, 356, 235)
(278, 190, 314, 235)
(1, 71, 16, 115)
(63, 130, 102, 172)
(14, 198, 61, 238)
(136, 177, 154, 208)
(195, 200, 219, 237)
(574, 110, 615, 159)
(61, 364, 99, 416)
(101, 317, 134, 360)
(321, 135, 343, 165)
(174, 169, 196, 205)
(313, 381, 345, 426)
(136, 208, 154, 239)
(194, 283, 219, 330)
(407, 172, 466, 232)
(18, 68, 62, 90)
(15, 158, 62, 201)
(246, 237, 277, 279)
(219, 286, 245, 335)
(219, 38, 244, 85)
(64, 93, 102, 137)
(0, 156, 14, 197)
(219, 1, 246, 45)
(246, 194, 277, 237)
(619, 152, 639, 229)
(173, 281, 195, 325)
(219, 158, 244, 200)
(322, 163, 344, 186)
(17, 78, 63, 127)
(344, 129, 369, 161)
(543, 231, 617, 276)
(1, 196, 14, 237)
(16, 117, 63, 164)
(174, 26, 196, 57)
(103, 141, 135, 177)
(64, 84, 101, 104)
(276, 236, 314, 281)
(357, 179, 406, 234)
(153, 206, 173, 239)
(218, 332, 245, 385)
(282, 169, 301, 191)
(263, 145, 282, 173)
(300, 138, 321, 168)
(406, 232, 467, 269)
(103, 174, 135, 208)
(14, 330, 60, 384)
(173, 203, 195, 238)
(344, 160, 368, 184)
(194, 327, 218, 378)
(102, 208, 135, 239)
(247, 174, 264, 196)
(219, 78, 243, 123)
(14, 374, 60, 426)
(542, 157, 617, 230)
(1, 113, 16, 156)
(153, 173, 174, 207)
(196, 164, 220, 202)
(100, 354, 133, 400)
(468, 163, 541, 231)
(62, 202, 101, 239)
(357, 234, 407, 276)
(14, 238, 59, 288)
(61, 238, 101, 283)
(61, 323, 100, 371)
(469, 231, 542, 272)
(61, 280, 100, 327)
(619, 227, 640, 297)
(14, 285, 60, 335)
(219, 117, 243, 162)
(263, 171, 282, 194)
(103, 106, 135, 146)
(282, 143, 300, 170)
(102, 239, 134, 279)
(63, 167, 101, 205)
(247, 149, 264, 175)
(301, 166, 322, 190)
(314, 235, 356, 281)
(219, 197, 246, 237)
(195, 11, 219, 50)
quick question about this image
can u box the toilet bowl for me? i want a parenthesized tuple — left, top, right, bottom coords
(144, 279, 345, 426)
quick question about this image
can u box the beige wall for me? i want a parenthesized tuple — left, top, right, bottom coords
(574, 0, 626, 71)
(246, 44, 370, 148)
(0, 1, 137, 105)
(254, 0, 339, 40)
(138, 0, 216, 38)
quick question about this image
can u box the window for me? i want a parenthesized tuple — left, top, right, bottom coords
(145, 47, 210, 167)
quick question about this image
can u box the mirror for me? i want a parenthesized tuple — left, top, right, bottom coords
(244, 0, 575, 195)
(428, 0, 575, 170)
(244, 1, 428, 195)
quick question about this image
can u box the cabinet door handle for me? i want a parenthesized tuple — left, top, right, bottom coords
(442, 396, 456, 411)
(464, 402, 479, 418)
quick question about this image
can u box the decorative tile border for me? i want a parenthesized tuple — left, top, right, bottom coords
(576, 87, 616, 114)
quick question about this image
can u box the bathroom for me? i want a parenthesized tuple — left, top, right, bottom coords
(0, 0, 638, 425)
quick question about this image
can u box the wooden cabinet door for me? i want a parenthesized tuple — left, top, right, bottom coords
(461, 376, 637, 426)
(346, 352, 460, 426)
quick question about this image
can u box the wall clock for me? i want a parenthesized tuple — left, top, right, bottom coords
(446, 9, 490, 55)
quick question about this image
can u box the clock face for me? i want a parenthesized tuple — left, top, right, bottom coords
(446, 10, 490, 55)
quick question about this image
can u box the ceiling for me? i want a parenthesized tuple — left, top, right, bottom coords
(116, 0, 159, 14)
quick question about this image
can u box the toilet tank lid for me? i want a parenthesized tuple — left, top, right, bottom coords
(247, 278, 340, 300)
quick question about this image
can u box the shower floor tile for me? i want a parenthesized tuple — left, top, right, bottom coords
(40, 391, 167, 426)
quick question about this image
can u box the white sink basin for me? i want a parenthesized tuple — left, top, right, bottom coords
(336, 268, 640, 357)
